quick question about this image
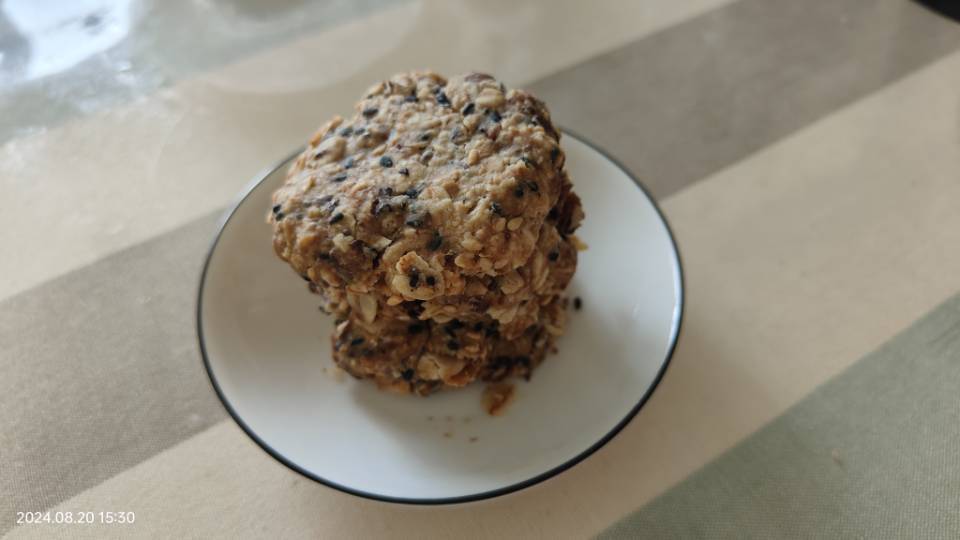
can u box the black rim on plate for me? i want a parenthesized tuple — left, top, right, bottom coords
(196, 129, 686, 505)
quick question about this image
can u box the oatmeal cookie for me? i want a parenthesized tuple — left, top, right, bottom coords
(332, 296, 568, 395)
(269, 71, 583, 395)
(312, 215, 580, 338)
(270, 71, 570, 305)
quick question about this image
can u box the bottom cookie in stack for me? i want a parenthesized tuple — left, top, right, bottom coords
(331, 296, 568, 396)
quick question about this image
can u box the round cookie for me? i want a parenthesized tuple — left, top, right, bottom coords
(270, 71, 568, 307)
(331, 296, 568, 395)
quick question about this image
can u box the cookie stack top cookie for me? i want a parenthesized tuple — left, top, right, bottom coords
(270, 71, 583, 336)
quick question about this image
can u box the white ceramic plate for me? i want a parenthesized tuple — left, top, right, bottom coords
(198, 130, 683, 504)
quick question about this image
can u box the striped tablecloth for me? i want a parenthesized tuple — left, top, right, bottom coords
(2, 1, 959, 538)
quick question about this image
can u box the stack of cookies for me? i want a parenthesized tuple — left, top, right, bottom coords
(269, 71, 583, 395)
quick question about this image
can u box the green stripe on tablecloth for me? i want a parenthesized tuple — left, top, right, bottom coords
(599, 293, 960, 539)
(530, 0, 960, 198)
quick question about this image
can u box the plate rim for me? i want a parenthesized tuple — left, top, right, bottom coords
(196, 128, 686, 505)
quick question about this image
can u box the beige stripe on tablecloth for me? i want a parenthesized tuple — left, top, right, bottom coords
(9, 42, 960, 540)
(0, 214, 226, 531)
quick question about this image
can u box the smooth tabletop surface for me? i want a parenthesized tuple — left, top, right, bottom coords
(2, 1, 959, 538)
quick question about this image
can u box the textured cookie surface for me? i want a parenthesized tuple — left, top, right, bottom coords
(316, 216, 579, 337)
(270, 71, 573, 306)
(269, 71, 583, 396)
(332, 296, 567, 395)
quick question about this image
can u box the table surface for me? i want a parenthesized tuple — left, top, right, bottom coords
(2, 1, 959, 538)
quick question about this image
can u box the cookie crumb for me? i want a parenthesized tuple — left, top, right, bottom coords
(469, 436, 479, 443)
(482, 382, 515, 416)
(443, 432, 452, 438)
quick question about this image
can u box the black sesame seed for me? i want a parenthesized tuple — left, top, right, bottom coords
(419, 133, 432, 142)
(408, 323, 425, 334)
(520, 156, 535, 168)
(490, 201, 503, 216)
(380, 156, 394, 168)
(488, 110, 502, 123)
(574, 297, 582, 310)
(447, 340, 460, 351)
(548, 251, 560, 261)
(339, 126, 354, 137)
(343, 157, 355, 169)
(379, 187, 394, 196)
(514, 185, 525, 198)
(275, 212, 285, 220)
(436, 91, 450, 106)
(425, 275, 436, 286)
(332, 173, 348, 183)
(472, 322, 484, 331)
(329, 213, 344, 224)
(448, 319, 463, 330)
(408, 269, 420, 288)
(404, 95, 418, 103)
(300, 274, 310, 281)
(551, 147, 560, 163)
(401, 369, 414, 381)
(406, 301, 424, 318)
(354, 126, 366, 135)
(462, 102, 475, 115)
(362, 107, 378, 118)
(405, 213, 425, 228)
(272, 204, 282, 214)
(398, 167, 410, 176)
(350, 337, 365, 346)
(405, 187, 420, 199)
(526, 180, 539, 193)
(427, 231, 442, 251)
